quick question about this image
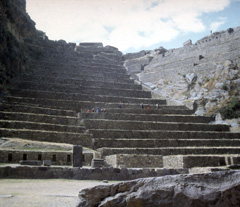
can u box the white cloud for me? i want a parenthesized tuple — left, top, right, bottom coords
(26, 0, 231, 52)
(210, 18, 227, 32)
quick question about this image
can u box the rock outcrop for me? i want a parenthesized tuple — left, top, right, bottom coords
(123, 28, 240, 131)
(0, 0, 45, 96)
(77, 170, 240, 207)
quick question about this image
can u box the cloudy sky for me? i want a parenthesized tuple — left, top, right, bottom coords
(26, 0, 240, 53)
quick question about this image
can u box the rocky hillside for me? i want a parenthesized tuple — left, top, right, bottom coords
(123, 27, 240, 131)
(0, 0, 47, 97)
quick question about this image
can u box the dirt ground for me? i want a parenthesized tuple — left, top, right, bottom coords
(0, 179, 117, 207)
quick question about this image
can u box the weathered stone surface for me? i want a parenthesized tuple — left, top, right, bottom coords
(0, 0, 48, 96)
(186, 73, 197, 84)
(0, 165, 186, 180)
(20, 160, 41, 166)
(163, 155, 240, 168)
(183, 39, 192, 47)
(123, 27, 240, 130)
(73, 145, 83, 167)
(105, 154, 163, 168)
(91, 159, 105, 168)
(43, 160, 51, 166)
(77, 171, 240, 207)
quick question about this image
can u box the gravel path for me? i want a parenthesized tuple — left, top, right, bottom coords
(0, 179, 117, 207)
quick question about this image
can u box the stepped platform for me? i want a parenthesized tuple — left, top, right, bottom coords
(0, 103, 76, 116)
(12, 78, 141, 90)
(89, 129, 240, 139)
(10, 83, 151, 98)
(83, 119, 230, 131)
(0, 128, 92, 146)
(16, 73, 135, 85)
(98, 147, 240, 157)
(8, 89, 166, 104)
(81, 113, 214, 123)
(0, 111, 80, 125)
(1, 42, 240, 170)
(3, 96, 170, 111)
(0, 120, 84, 133)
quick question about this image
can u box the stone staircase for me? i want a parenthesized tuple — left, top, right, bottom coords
(0, 42, 240, 169)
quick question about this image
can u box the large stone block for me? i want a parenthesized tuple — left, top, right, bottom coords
(163, 155, 240, 168)
(72, 145, 83, 167)
(105, 154, 163, 168)
(77, 171, 240, 207)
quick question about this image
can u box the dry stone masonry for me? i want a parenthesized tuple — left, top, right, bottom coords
(1, 40, 240, 172)
(0, 0, 240, 179)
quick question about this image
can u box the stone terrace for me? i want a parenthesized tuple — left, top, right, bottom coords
(0, 42, 240, 169)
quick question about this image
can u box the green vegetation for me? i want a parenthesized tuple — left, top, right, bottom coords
(220, 97, 240, 120)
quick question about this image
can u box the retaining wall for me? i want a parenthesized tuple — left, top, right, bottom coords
(0, 165, 188, 180)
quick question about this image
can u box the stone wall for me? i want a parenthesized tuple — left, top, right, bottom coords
(0, 165, 188, 180)
(0, 149, 93, 166)
(105, 154, 163, 168)
(163, 155, 240, 169)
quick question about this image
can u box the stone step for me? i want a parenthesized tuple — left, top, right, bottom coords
(163, 155, 240, 168)
(31, 67, 130, 78)
(95, 108, 193, 114)
(93, 138, 240, 149)
(18, 73, 135, 85)
(98, 147, 240, 157)
(4, 96, 166, 111)
(32, 65, 127, 75)
(89, 129, 240, 139)
(31, 67, 127, 79)
(0, 103, 76, 117)
(0, 120, 84, 133)
(0, 111, 80, 126)
(13, 78, 142, 90)
(12, 83, 151, 98)
(9, 89, 167, 105)
(24, 71, 133, 84)
(84, 119, 230, 131)
(0, 128, 92, 147)
(81, 113, 213, 123)
(32, 60, 124, 71)
(13, 77, 141, 90)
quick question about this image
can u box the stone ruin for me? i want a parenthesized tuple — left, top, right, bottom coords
(123, 27, 240, 121)
(0, 0, 240, 181)
(0, 40, 240, 180)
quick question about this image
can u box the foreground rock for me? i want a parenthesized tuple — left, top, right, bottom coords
(77, 171, 240, 207)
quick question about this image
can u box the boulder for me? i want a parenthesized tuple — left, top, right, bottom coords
(186, 73, 197, 84)
(77, 171, 240, 207)
(224, 60, 236, 69)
